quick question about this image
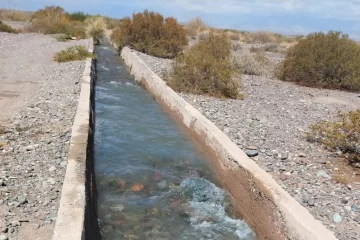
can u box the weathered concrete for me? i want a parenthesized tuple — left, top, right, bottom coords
(52, 49, 98, 240)
(120, 46, 338, 240)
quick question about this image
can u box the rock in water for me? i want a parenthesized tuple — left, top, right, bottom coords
(180, 177, 224, 205)
(157, 180, 167, 189)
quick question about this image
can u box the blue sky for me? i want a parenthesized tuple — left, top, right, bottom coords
(1, 0, 360, 39)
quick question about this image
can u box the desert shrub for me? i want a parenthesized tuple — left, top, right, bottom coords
(233, 51, 264, 76)
(249, 46, 262, 53)
(30, 6, 87, 39)
(0, 20, 17, 33)
(169, 33, 240, 99)
(250, 31, 274, 43)
(30, 6, 71, 34)
(232, 43, 242, 51)
(307, 110, 360, 166)
(69, 11, 89, 22)
(55, 34, 69, 42)
(104, 17, 122, 30)
(54, 45, 92, 62)
(229, 33, 240, 41)
(185, 17, 207, 37)
(85, 16, 105, 44)
(111, 10, 187, 58)
(279, 31, 360, 91)
(263, 43, 281, 52)
(66, 22, 87, 39)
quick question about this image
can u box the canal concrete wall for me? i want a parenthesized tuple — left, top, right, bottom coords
(120, 46, 337, 240)
(52, 50, 99, 240)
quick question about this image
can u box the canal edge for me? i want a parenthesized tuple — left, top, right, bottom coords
(120, 46, 338, 240)
(52, 46, 98, 240)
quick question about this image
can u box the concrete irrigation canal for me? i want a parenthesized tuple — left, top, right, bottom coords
(52, 39, 337, 240)
(94, 41, 255, 239)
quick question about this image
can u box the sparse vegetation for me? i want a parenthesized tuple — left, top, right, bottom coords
(278, 31, 360, 91)
(0, 20, 17, 33)
(233, 51, 264, 76)
(185, 17, 208, 37)
(249, 31, 275, 43)
(169, 33, 240, 99)
(0, 9, 32, 21)
(0, 125, 5, 135)
(228, 33, 240, 41)
(85, 16, 105, 44)
(54, 45, 93, 62)
(111, 10, 187, 58)
(307, 110, 360, 166)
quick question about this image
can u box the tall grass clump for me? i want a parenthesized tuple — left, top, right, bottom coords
(278, 31, 360, 91)
(0, 20, 17, 33)
(307, 110, 360, 166)
(111, 10, 187, 58)
(54, 45, 92, 62)
(85, 16, 105, 45)
(169, 33, 240, 99)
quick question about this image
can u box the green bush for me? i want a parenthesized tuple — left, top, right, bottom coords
(168, 33, 240, 99)
(307, 110, 360, 166)
(69, 11, 89, 22)
(279, 31, 360, 91)
(0, 20, 17, 33)
(54, 45, 92, 62)
(110, 10, 187, 58)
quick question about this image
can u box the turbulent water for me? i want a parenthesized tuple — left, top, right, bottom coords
(94, 41, 256, 240)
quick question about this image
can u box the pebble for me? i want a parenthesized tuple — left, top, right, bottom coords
(157, 180, 167, 189)
(18, 196, 27, 204)
(316, 170, 329, 179)
(48, 166, 56, 172)
(25, 145, 34, 151)
(308, 199, 315, 206)
(344, 206, 352, 212)
(333, 213, 342, 223)
(0, 234, 8, 240)
(351, 204, 358, 212)
(246, 146, 258, 150)
(246, 150, 259, 157)
(279, 174, 287, 181)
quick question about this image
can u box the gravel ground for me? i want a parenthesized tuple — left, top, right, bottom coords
(0, 32, 92, 240)
(135, 49, 360, 240)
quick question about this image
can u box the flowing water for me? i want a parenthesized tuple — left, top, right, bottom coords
(94, 41, 256, 240)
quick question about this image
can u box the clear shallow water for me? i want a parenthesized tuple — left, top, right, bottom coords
(94, 42, 256, 240)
